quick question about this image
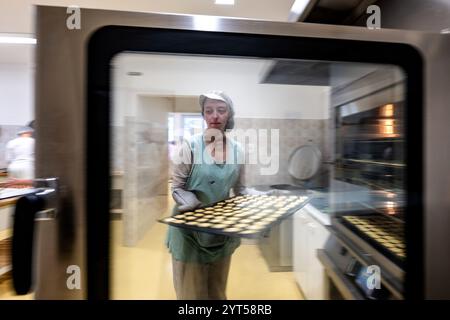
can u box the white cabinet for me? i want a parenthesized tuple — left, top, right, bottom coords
(293, 212, 309, 289)
(259, 217, 294, 271)
(293, 205, 330, 300)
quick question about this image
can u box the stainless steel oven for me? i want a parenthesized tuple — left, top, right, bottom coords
(4, 6, 450, 299)
(317, 68, 407, 300)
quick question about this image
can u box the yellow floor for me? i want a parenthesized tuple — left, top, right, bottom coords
(0, 278, 34, 300)
(0, 225, 34, 299)
(111, 215, 303, 300)
(0, 219, 302, 300)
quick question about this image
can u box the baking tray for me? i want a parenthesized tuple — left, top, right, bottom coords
(340, 214, 405, 266)
(159, 194, 309, 238)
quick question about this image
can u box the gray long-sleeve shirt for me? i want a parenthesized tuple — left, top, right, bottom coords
(171, 138, 246, 203)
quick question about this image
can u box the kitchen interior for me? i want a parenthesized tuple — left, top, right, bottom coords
(105, 52, 406, 299)
(0, 48, 408, 301)
(3, 0, 446, 300)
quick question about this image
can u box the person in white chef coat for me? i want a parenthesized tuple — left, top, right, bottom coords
(5, 126, 35, 180)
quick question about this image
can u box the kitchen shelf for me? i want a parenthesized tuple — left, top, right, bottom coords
(343, 158, 405, 168)
(0, 197, 18, 208)
(335, 177, 401, 193)
(0, 237, 11, 278)
(0, 229, 12, 242)
(349, 139, 404, 143)
(0, 265, 12, 278)
(336, 131, 402, 140)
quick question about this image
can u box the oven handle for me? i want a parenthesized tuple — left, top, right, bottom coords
(317, 249, 365, 300)
(11, 178, 59, 295)
(326, 224, 403, 298)
(12, 194, 44, 294)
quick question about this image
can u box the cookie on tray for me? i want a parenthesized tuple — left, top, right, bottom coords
(223, 227, 243, 233)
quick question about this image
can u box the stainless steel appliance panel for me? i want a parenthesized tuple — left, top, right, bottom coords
(34, 6, 450, 298)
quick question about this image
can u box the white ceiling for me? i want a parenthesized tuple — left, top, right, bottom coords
(0, 0, 295, 66)
(0, 44, 34, 66)
(112, 52, 274, 90)
(0, 0, 295, 34)
(111, 53, 329, 121)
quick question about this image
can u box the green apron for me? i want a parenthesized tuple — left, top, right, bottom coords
(166, 133, 242, 263)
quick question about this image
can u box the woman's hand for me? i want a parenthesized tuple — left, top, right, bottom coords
(172, 189, 202, 212)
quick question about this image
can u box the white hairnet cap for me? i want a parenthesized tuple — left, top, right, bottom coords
(199, 91, 235, 130)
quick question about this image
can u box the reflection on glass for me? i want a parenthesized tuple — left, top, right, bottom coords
(0, 125, 35, 299)
(167, 115, 174, 142)
(110, 53, 407, 300)
(331, 64, 406, 299)
(182, 115, 205, 140)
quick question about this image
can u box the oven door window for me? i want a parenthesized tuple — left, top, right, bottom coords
(109, 52, 407, 300)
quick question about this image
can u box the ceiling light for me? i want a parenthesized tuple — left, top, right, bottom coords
(193, 16, 219, 31)
(215, 0, 235, 5)
(288, 0, 315, 22)
(0, 33, 36, 44)
(291, 0, 310, 16)
(127, 72, 143, 76)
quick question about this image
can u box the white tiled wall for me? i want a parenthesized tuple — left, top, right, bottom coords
(234, 118, 331, 187)
(122, 117, 169, 246)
